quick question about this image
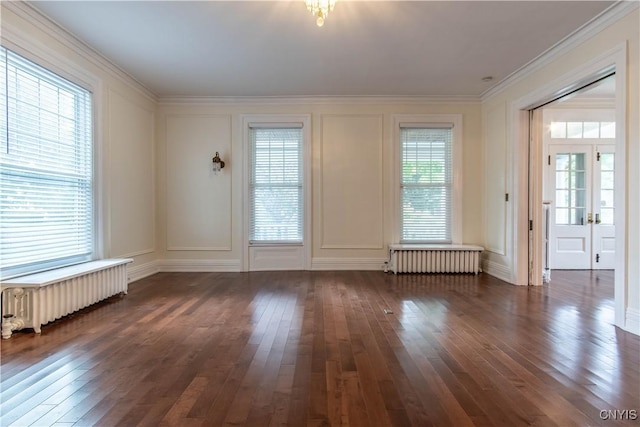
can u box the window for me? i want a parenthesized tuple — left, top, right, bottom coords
(396, 116, 461, 244)
(249, 126, 303, 243)
(550, 121, 615, 139)
(0, 47, 94, 278)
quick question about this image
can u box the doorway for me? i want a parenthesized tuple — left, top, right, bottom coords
(513, 46, 627, 330)
(534, 75, 617, 278)
(542, 102, 616, 270)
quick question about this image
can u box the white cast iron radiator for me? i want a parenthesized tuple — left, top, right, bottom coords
(389, 244, 483, 274)
(1, 259, 132, 339)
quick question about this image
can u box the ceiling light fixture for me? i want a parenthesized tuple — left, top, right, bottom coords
(305, 0, 336, 27)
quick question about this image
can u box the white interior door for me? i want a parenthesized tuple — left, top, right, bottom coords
(592, 146, 615, 269)
(548, 146, 592, 269)
(547, 144, 615, 269)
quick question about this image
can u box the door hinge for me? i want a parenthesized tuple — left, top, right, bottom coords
(597, 152, 601, 161)
(505, 193, 509, 202)
(596, 254, 600, 263)
(548, 155, 551, 165)
(529, 220, 533, 231)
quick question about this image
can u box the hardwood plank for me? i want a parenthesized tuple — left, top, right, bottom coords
(1, 270, 638, 426)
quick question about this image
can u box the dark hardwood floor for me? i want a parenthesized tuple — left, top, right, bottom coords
(1, 270, 638, 426)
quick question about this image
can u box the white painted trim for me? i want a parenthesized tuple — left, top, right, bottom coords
(529, 108, 544, 286)
(159, 95, 480, 106)
(612, 53, 628, 331)
(127, 260, 160, 283)
(481, 1, 638, 102)
(160, 259, 242, 273)
(481, 259, 513, 284)
(508, 43, 627, 328)
(391, 114, 463, 245)
(241, 114, 312, 271)
(3, 1, 156, 102)
(311, 258, 387, 271)
(94, 80, 106, 262)
(625, 308, 640, 336)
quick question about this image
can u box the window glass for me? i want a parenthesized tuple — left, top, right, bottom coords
(400, 127, 452, 242)
(249, 127, 303, 243)
(600, 122, 615, 138)
(550, 122, 566, 138)
(567, 122, 583, 138)
(582, 122, 600, 138)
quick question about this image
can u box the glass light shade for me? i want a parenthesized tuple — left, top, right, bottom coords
(305, 0, 336, 27)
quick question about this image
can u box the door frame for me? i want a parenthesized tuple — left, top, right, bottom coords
(508, 43, 627, 329)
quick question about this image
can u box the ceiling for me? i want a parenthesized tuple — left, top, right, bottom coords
(29, 1, 615, 98)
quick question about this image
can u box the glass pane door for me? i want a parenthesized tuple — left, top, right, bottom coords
(598, 152, 614, 225)
(555, 152, 587, 226)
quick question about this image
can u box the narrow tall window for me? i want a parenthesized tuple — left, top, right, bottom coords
(249, 126, 303, 243)
(400, 125, 453, 243)
(0, 47, 94, 278)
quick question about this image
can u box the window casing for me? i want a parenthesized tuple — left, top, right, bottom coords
(396, 116, 462, 244)
(249, 126, 303, 244)
(0, 47, 94, 278)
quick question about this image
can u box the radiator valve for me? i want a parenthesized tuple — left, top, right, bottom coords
(2, 314, 24, 339)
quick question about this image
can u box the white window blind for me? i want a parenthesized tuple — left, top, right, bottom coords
(400, 126, 453, 243)
(0, 47, 94, 278)
(249, 127, 303, 243)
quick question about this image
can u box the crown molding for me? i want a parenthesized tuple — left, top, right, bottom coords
(481, 1, 639, 103)
(3, 1, 157, 103)
(158, 95, 480, 106)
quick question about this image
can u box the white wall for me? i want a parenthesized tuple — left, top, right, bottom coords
(1, 3, 158, 281)
(481, 6, 639, 334)
(156, 102, 483, 271)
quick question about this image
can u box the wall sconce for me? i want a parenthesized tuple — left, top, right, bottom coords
(212, 152, 225, 173)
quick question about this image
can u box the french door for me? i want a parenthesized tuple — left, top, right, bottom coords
(547, 144, 615, 269)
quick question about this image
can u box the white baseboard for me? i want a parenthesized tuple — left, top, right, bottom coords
(132, 258, 386, 274)
(481, 259, 513, 284)
(127, 260, 160, 283)
(311, 257, 387, 271)
(160, 259, 242, 272)
(625, 307, 640, 336)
